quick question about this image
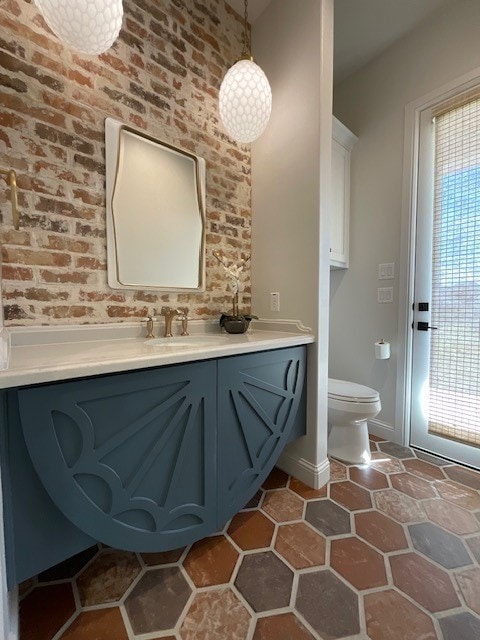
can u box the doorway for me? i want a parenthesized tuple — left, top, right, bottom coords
(409, 89, 480, 469)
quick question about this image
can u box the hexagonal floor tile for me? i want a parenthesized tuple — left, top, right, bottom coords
(436, 480, 480, 510)
(275, 522, 326, 569)
(424, 499, 479, 535)
(296, 570, 360, 639)
(369, 452, 404, 474)
(183, 535, 239, 587)
(349, 465, 388, 490)
(235, 551, 293, 612)
(355, 510, 408, 552)
(141, 547, 185, 566)
(330, 480, 372, 511)
(261, 488, 304, 522)
(390, 472, 436, 500)
(439, 612, 480, 640)
(289, 477, 327, 499)
(374, 489, 425, 523)
(124, 566, 191, 634)
(253, 612, 316, 640)
(409, 522, 472, 569)
(330, 458, 348, 481)
(180, 588, 251, 640)
(365, 589, 437, 640)
(330, 536, 387, 590)
(305, 499, 351, 536)
(59, 608, 128, 640)
(76, 550, 141, 606)
(228, 510, 275, 550)
(20, 583, 76, 640)
(444, 465, 480, 490)
(390, 552, 460, 612)
(403, 458, 446, 481)
(456, 566, 480, 615)
(466, 535, 480, 562)
(262, 467, 289, 490)
(378, 441, 414, 459)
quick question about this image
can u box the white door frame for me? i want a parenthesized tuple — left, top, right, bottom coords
(396, 66, 480, 449)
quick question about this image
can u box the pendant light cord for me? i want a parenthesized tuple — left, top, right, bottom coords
(241, 0, 251, 58)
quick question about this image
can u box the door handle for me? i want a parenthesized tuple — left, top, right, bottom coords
(417, 321, 438, 331)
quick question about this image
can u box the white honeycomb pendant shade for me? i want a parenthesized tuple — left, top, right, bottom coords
(219, 59, 272, 144)
(34, 0, 123, 55)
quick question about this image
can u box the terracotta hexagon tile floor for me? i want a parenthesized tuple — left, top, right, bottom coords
(330, 480, 372, 510)
(436, 480, 480, 510)
(355, 510, 408, 552)
(180, 588, 251, 640)
(75, 549, 141, 606)
(390, 471, 436, 499)
(374, 488, 426, 523)
(274, 522, 326, 569)
(348, 465, 389, 490)
(253, 612, 315, 639)
(364, 589, 437, 640)
(234, 551, 293, 612)
(330, 536, 387, 590)
(261, 488, 304, 522)
(390, 552, 460, 612)
(183, 535, 239, 587)
(228, 510, 275, 550)
(423, 498, 479, 535)
(18, 439, 480, 640)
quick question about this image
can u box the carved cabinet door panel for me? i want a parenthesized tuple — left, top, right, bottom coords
(217, 346, 306, 524)
(18, 361, 217, 552)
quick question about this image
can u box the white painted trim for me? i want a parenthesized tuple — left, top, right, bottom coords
(396, 65, 480, 449)
(368, 418, 395, 443)
(277, 449, 330, 489)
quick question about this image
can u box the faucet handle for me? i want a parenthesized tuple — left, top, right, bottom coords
(160, 306, 172, 316)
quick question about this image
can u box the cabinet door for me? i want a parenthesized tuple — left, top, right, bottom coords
(17, 361, 216, 552)
(217, 346, 306, 524)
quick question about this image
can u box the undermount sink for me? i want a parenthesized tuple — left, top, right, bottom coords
(144, 335, 233, 348)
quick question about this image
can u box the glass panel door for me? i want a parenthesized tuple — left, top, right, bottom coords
(410, 97, 480, 468)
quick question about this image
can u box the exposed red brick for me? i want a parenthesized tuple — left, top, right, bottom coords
(2, 247, 71, 267)
(2, 265, 34, 280)
(1, 0, 251, 325)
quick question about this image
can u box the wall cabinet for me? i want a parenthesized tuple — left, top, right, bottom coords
(0, 346, 306, 587)
(330, 116, 358, 269)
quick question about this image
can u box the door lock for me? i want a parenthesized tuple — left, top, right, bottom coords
(417, 321, 438, 331)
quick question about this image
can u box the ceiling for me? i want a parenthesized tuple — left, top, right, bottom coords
(225, 0, 452, 82)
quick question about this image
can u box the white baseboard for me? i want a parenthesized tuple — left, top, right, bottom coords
(277, 451, 330, 489)
(368, 418, 396, 442)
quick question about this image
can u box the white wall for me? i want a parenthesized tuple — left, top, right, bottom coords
(252, 0, 333, 487)
(331, 0, 480, 443)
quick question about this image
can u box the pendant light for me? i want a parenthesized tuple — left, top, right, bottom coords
(219, 0, 272, 144)
(34, 0, 124, 56)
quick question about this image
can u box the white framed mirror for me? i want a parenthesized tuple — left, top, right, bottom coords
(105, 118, 206, 291)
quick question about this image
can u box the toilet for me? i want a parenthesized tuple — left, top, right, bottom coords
(328, 378, 381, 464)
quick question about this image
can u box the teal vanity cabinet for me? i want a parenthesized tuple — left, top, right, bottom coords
(0, 345, 306, 588)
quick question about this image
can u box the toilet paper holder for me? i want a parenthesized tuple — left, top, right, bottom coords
(375, 339, 390, 360)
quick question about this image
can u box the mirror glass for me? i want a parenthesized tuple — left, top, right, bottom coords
(105, 118, 206, 291)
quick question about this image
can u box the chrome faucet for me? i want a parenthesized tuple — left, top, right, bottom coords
(161, 306, 189, 337)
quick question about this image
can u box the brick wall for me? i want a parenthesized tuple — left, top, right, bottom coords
(0, 0, 251, 325)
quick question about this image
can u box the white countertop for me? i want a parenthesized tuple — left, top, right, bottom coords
(0, 320, 314, 389)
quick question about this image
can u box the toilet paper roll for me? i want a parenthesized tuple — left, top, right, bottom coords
(375, 340, 390, 360)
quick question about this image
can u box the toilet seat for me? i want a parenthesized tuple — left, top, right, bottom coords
(328, 378, 379, 403)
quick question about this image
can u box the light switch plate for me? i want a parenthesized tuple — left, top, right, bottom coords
(378, 263, 395, 280)
(378, 287, 393, 303)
